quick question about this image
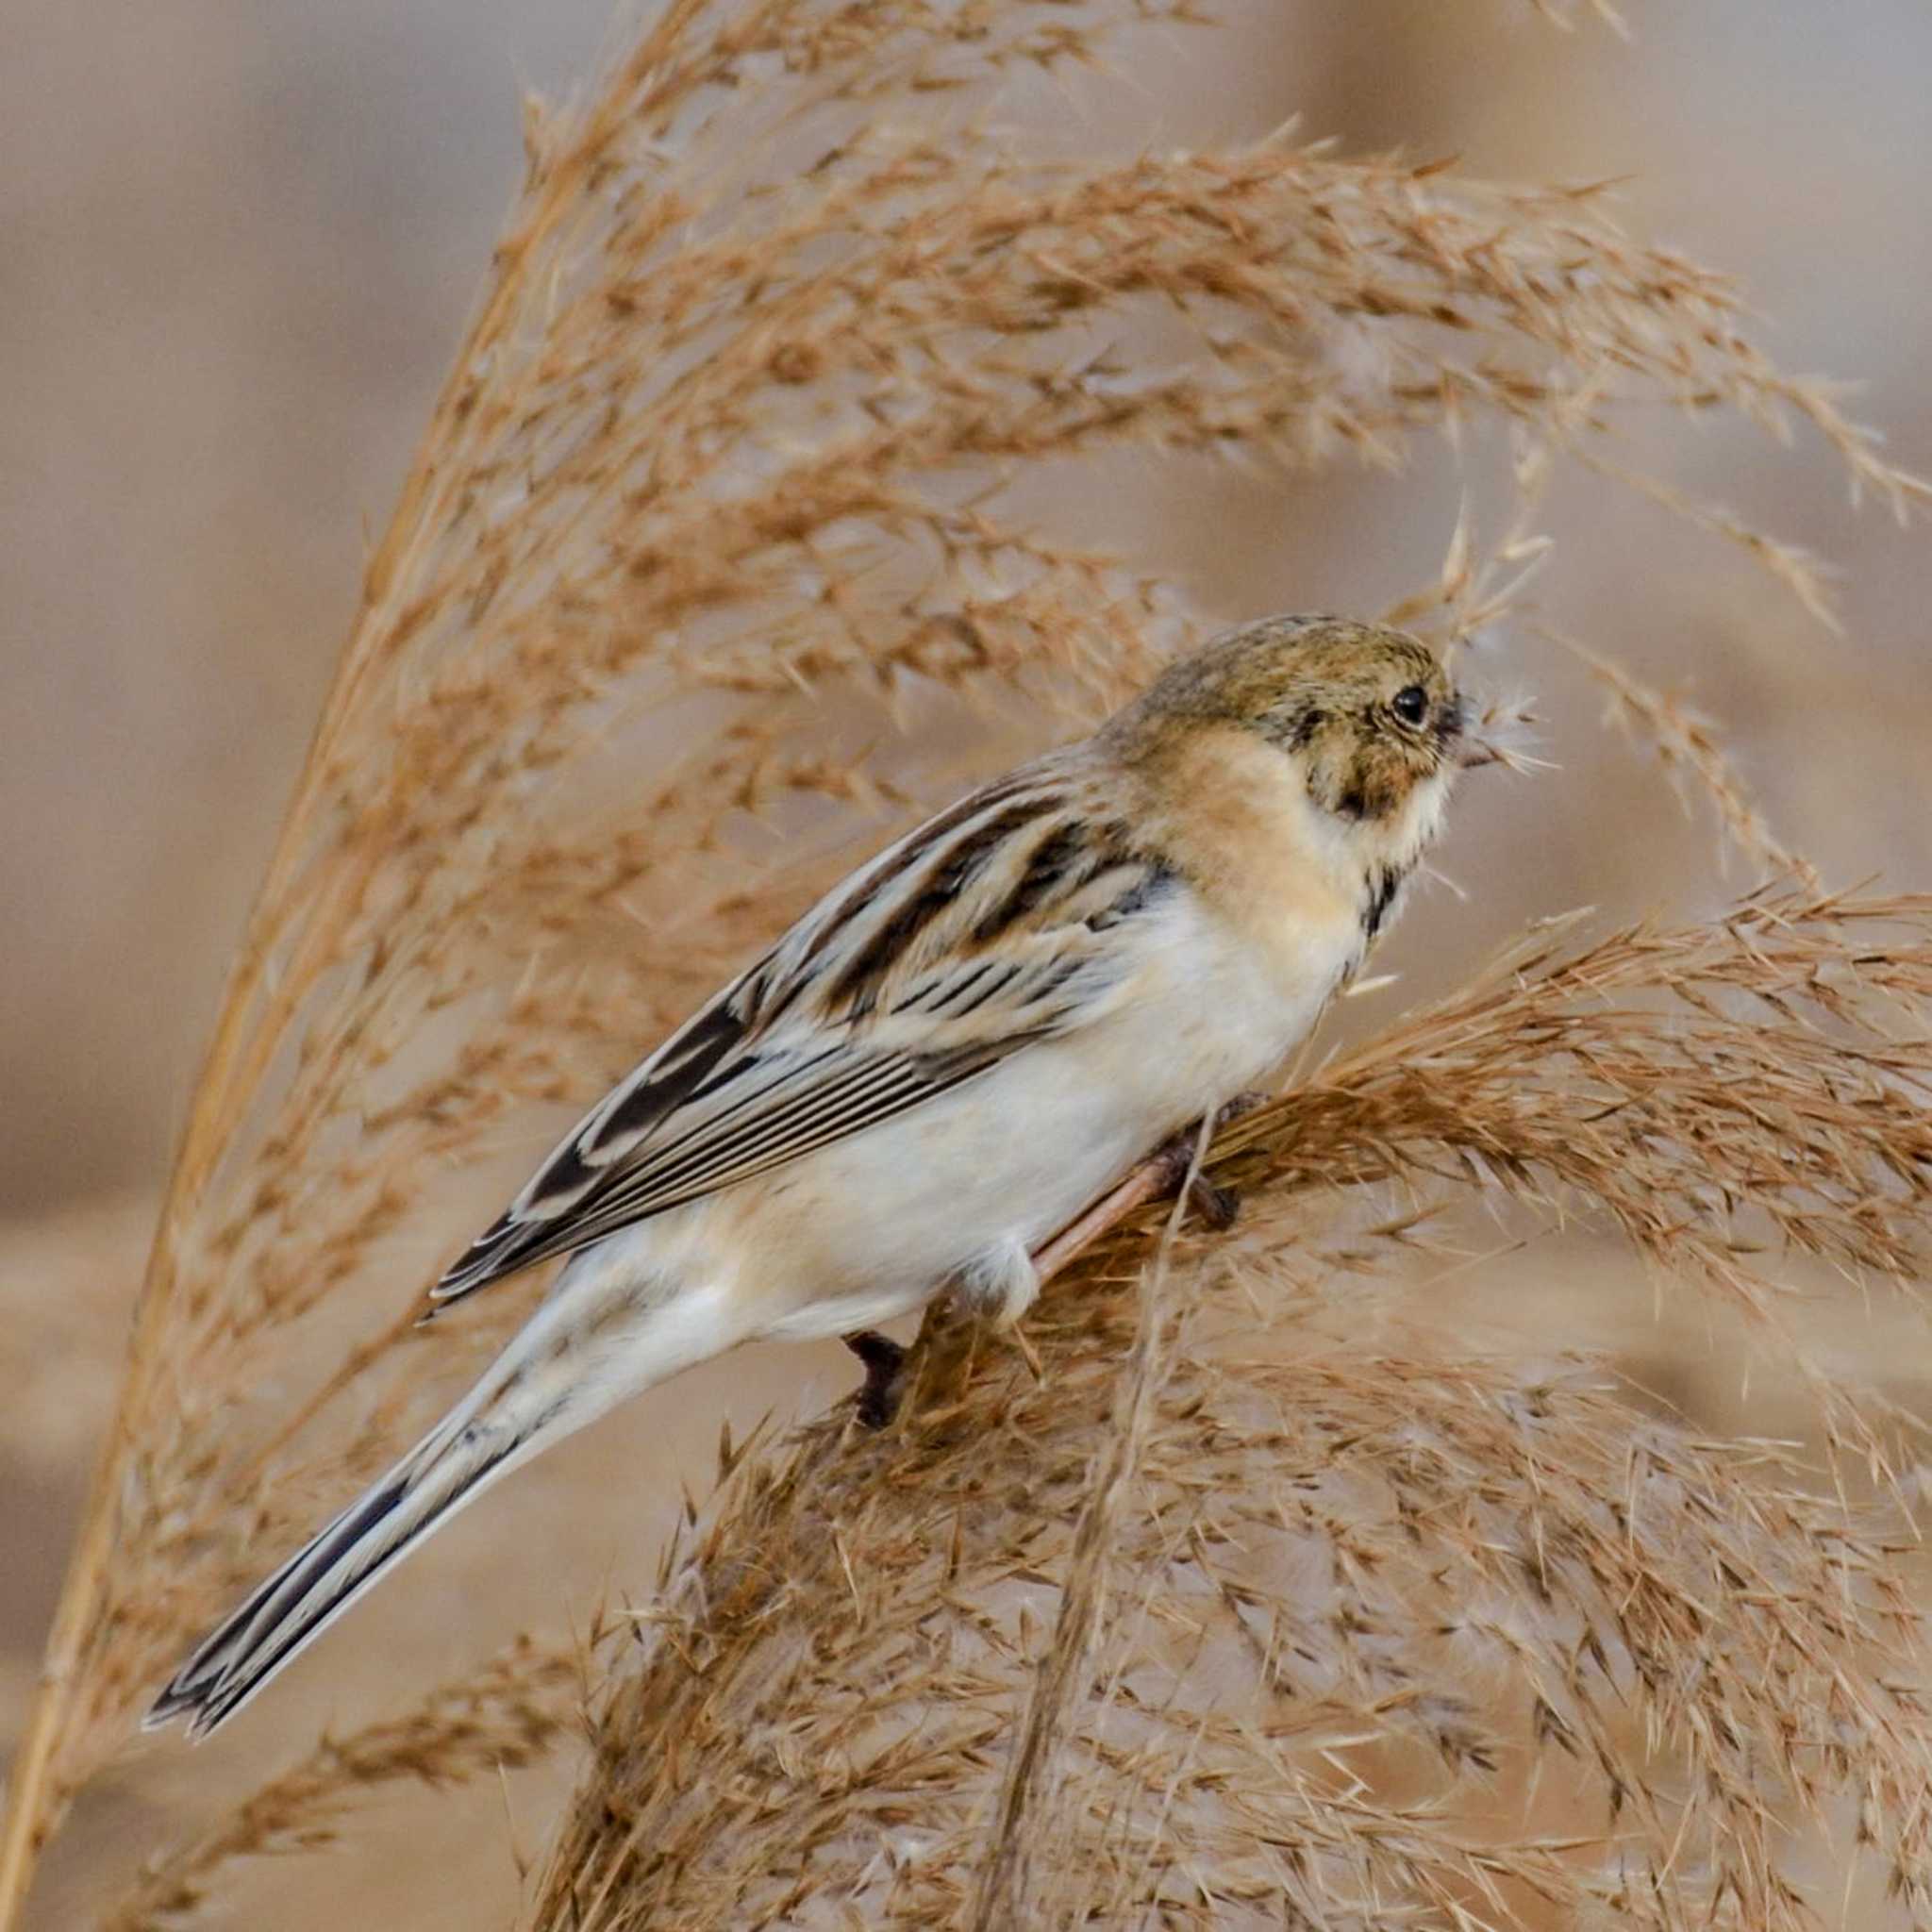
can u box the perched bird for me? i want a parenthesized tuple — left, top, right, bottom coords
(150, 612, 1476, 1738)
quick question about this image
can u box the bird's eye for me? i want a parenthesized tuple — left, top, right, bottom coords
(1391, 685, 1429, 727)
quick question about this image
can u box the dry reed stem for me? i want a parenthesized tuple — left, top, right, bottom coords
(967, 1133, 1206, 1927)
(7, 1, 1926, 1924)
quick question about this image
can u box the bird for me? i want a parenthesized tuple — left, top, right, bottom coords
(148, 612, 1478, 1738)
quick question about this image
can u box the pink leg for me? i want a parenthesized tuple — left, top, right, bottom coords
(847, 1094, 1262, 1427)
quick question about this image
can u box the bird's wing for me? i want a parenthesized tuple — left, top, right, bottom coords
(431, 756, 1176, 1304)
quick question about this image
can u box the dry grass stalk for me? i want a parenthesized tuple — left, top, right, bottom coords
(967, 1141, 1205, 1929)
(1525, 0, 1630, 32)
(6, 1, 1926, 1925)
(1551, 625, 1822, 890)
(525, 888, 1932, 1929)
(98, 1634, 585, 1932)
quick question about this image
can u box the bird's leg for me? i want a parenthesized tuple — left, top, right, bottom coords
(1141, 1136, 1240, 1231)
(855, 1095, 1262, 1426)
(844, 1329, 908, 1430)
(1029, 1091, 1265, 1282)
(1141, 1096, 1259, 1232)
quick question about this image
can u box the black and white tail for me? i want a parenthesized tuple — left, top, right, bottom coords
(146, 1384, 539, 1738)
(147, 1271, 739, 1739)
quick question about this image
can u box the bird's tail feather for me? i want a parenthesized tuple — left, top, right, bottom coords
(143, 1388, 538, 1739)
(147, 1273, 737, 1739)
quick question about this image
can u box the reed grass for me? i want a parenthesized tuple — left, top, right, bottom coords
(8, 2, 1928, 1926)
(527, 887, 1932, 1927)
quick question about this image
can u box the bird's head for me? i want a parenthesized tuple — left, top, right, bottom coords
(1108, 613, 1474, 879)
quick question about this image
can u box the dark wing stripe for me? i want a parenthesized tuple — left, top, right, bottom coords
(435, 1216, 541, 1299)
(442, 1052, 992, 1297)
(504, 1068, 955, 1260)
(896, 957, 996, 1015)
(491, 999, 749, 1230)
(594, 1002, 746, 1147)
(503, 1026, 1048, 1267)
(822, 799, 1050, 1013)
(971, 821, 1101, 944)
(578, 1041, 845, 1199)
(431, 1022, 798, 1301)
(592, 1058, 921, 1213)
(944, 960, 1024, 1016)
(494, 1059, 922, 1271)
(1086, 860, 1175, 931)
(659, 1041, 843, 1143)
(1004, 953, 1090, 1016)
(790, 771, 1052, 974)
(441, 1043, 851, 1293)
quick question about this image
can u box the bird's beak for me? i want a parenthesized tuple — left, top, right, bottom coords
(1434, 695, 1491, 768)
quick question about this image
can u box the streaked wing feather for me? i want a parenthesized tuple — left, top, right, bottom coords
(433, 754, 1171, 1305)
(454, 1058, 1005, 1285)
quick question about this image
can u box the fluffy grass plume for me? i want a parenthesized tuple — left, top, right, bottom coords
(8, 1, 1930, 1926)
(529, 889, 1932, 1929)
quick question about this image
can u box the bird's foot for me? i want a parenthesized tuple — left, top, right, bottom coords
(1027, 1092, 1266, 1285)
(844, 1328, 908, 1429)
(1147, 1091, 1264, 1231)
(1184, 1173, 1242, 1232)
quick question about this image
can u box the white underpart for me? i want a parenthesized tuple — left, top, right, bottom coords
(580, 879, 1358, 1348)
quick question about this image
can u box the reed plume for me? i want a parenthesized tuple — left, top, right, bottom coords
(9, 2, 1928, 1926)
(529, 888, 1932, 1929)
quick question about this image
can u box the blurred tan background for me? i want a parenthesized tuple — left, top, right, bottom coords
(4, 1, 1928, 1924)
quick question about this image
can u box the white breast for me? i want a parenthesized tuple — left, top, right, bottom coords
(681, 883, 1355, 1334)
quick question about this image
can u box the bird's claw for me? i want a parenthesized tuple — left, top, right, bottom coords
(1148, 1091, 1262, 1229)
(845, 1329, 908, 1429)
(1188, 1174, 1241, 1231)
